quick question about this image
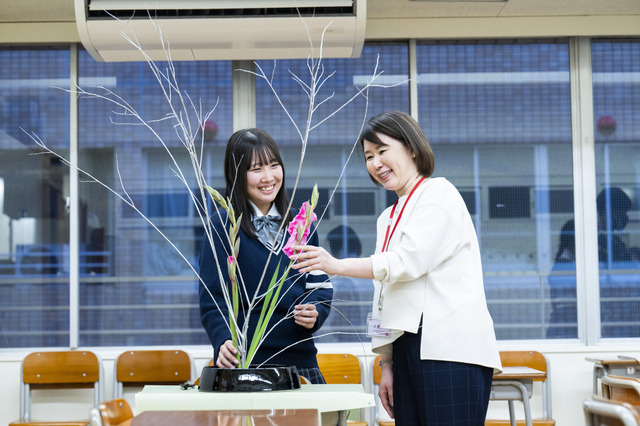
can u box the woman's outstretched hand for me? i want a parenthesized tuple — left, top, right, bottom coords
(291, 245, 342, 275)
(292, 245, 375, 280)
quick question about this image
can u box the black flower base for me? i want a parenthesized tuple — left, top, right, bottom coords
(198, 365, 301, 392)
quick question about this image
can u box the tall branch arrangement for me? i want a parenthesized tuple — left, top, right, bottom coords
(26, 11, 399, 367)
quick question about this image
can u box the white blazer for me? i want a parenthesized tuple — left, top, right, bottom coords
(370, 177, 502, 372)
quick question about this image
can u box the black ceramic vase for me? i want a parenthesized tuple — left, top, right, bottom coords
(198, 364, 301, 392)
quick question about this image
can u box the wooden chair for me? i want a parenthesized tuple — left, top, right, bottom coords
(486, 350, 555, 426)
(299, 375, 312, 385)
(10, 350, 103, 426)
(317, 353, 367, 426)
(584, 396, 640, 426)
(372, 354, 395, 426)
(601, 375, 640, 408)
(114, 349, 195, 399)
(317, 353, 363, 384)
(94, 399, 133, 426)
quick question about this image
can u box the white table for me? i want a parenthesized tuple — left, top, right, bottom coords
(135, 383, 375, 426)
(491, 366, 547, 426)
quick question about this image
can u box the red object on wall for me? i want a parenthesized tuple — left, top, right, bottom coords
(199, 120, 219, 142)
(597, 115, 616, 137)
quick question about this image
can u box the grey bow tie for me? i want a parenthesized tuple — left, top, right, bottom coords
(252, 215, 283, 248)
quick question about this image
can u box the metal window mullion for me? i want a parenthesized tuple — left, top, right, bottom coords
(69, 43, 80, 349)
(569, 37, 600, 345)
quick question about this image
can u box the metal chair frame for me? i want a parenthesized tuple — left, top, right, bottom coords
(584, 396, 640, 426)
(14, 350, 103, 424)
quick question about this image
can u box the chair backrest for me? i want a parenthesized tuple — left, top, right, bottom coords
(98, 399, 134, 426)
(584, 396, 640, 426)
(602, 375, 640, 407)
(500, 350, 553, 419)
(17, 350, 102, 423)
(317, 353, 362, 384)
(114, 349, 195, 398)
(317, 353, 368, 425)
(499, 350, 548, 380)
(373, 354, 383, 386)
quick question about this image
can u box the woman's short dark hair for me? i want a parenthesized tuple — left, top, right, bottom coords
(223, 128, 292, 237)
(358, 111, 435, 184)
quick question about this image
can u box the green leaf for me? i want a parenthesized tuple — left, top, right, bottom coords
(206, 186, 226, 208)
(245, 260, 288, 367)
(311, 184, 319, 209)
(233, 238, 241, 258)
(248, 262, 280, 343)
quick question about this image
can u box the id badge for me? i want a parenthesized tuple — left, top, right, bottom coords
(367, 313, 390, 337)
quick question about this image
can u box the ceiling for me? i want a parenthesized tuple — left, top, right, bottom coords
(2, 0, 640, 24)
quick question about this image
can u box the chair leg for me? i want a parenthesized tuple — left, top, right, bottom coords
(507, 400, 516, 426)
(23, 384, 31, 422)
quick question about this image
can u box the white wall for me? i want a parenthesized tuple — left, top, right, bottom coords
(2, 343, 639, 426)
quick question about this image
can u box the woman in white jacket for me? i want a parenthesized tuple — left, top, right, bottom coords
(293, 111, 501, 426)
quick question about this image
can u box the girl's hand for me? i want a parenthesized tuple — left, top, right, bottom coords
(216, 340, 239, 368)
(293, 304, 318, 329)
(291, 245, 342, 275)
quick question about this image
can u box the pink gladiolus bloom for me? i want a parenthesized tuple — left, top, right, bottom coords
(227, 256, 236, 280)
(283, 202, 317, 258)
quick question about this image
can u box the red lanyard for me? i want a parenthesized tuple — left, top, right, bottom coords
(381, 176, 426, 253)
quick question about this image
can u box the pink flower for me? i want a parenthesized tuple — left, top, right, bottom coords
(227, 256, 236, 281)
(283, 202, 317, 258)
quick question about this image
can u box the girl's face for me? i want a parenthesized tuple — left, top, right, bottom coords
(246, 152, 283, 215)
(363, 132, 420, 197)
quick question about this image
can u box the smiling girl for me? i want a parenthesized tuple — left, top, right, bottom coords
(198, 128, 333, 383)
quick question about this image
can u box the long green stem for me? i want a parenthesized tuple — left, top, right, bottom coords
(244, 262, 286, 367)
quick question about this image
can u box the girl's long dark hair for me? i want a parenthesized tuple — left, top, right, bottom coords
(223, 128, 292, 237)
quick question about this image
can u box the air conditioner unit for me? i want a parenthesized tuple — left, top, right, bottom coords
(75, 0, 366, 62)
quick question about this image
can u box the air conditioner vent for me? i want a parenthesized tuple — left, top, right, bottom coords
(87, 7, 354, 19)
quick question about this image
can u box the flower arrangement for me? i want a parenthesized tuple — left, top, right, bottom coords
(206, 185, 319, 368)
(24, 10, 394, 365)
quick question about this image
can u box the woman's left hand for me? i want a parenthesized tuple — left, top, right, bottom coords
(379, 364, 395, 419)
(293, 304, 318, 329)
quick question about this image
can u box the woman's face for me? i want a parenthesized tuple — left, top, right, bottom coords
(245, 153, 283, 215)
(363, 132, 420, 197)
